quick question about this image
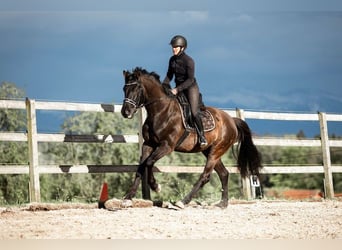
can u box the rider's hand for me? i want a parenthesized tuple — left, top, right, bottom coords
(171, 88, 178, 95)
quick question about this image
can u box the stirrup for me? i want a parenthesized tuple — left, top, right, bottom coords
(199, 137, 208, 147)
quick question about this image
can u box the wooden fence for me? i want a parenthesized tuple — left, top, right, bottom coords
(1, 98, 342, 202)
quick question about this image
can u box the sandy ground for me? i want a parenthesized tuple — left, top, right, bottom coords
(0, 200, 341, 239)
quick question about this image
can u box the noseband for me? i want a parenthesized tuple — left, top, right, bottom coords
(123, 81, 144, 109)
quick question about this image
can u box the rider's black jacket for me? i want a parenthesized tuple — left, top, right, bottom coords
(162, 52, 197, 92)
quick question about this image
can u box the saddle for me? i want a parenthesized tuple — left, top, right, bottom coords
(177, 92, 215, 132)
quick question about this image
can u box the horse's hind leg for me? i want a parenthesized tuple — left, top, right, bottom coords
(178, 159, 216, 207)
(179, 159, 229, 209)
(214, 160, 229, 208)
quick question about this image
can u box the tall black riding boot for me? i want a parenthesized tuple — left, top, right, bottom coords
(194, 114, 208, 147)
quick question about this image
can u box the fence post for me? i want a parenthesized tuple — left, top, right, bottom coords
(236, 108, 252, 200)
(138, 108, 150, 199)
(26, 98, 41, 202)
(318, 112, 334, 199)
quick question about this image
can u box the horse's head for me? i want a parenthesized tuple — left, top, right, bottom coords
(121, 67, 165, 119)
(121, 69, 145, 119)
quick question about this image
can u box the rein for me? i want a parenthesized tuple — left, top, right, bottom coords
(144, 97, 169, 107)
(124, 80, 170, 109)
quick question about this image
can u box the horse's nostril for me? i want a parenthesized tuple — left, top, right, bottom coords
(121, 108, 128, 117)
(121, 107, 134, 119)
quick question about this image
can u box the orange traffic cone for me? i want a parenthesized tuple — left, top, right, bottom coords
(98, 182, 109, 209)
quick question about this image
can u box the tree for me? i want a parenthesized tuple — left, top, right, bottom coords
(0, 82, 29, 204)
(38, 111, 141, 202)
(0, 82, 26, 131)
(296, 129, 306, 139)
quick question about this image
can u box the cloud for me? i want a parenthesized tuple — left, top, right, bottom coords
(169, 11, 209, 22)
(222, 13, 254, 25)
(205, 88, 333, 112)
(0, 11, 171, 52)
(1, 9, 341, 115)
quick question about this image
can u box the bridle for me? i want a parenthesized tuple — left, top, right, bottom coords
(123, 77, 170, 109)
(123, 80, 145, 109)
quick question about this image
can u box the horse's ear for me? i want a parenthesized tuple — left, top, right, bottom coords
(134, 70, 142, 78)
(123, 70, 127, 77)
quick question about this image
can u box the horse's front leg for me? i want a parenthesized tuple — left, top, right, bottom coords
(123, 164, 145, 200)
(124, 144, 154, 200)
(146, 140, 173, 193)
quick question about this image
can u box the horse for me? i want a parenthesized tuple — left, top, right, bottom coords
(121, 67, 262, 208)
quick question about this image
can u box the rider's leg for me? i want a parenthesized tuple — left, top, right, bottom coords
(194, 113, 207, 147)
(187, 84, 208, 147)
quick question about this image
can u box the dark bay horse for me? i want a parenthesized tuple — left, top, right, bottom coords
(121, 67, 262, 208)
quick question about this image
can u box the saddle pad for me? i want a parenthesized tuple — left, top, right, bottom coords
(199, 109, 216, 132)
(178, 103, 216, 132)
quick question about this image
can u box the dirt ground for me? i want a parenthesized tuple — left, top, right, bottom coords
(0, 200, 341, 239)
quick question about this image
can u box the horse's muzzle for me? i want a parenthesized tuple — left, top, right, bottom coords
(121, 105, 135, 119)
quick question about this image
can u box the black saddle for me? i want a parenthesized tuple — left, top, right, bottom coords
(176, 92, 215, 132)
(162, 84, 214, 131)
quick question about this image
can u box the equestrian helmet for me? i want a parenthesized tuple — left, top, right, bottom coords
(170, 35, 187, 49)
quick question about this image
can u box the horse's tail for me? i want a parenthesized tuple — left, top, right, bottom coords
(233, 117, 262, 178)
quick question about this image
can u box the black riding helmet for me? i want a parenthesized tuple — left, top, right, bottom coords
(170, 35, 187, 49)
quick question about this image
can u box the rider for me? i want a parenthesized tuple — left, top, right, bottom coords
(162, 35, 208, 147)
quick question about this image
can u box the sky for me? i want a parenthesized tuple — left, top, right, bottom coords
(1, 0, 342, 136)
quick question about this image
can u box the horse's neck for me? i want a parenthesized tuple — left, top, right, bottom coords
(144, 92, 173, 110)
(143, 83, 178, 114)
(143, 79, 167, 101)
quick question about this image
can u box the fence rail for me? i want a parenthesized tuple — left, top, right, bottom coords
(1, 98, 342, 202)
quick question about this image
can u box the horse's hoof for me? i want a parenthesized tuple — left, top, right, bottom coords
(214, 200, 228, 209)
(166, 202, 181, 210)
(121, 199, 133, 208)
(175, 201, 185, 209)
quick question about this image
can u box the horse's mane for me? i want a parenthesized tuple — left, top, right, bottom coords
(133, 67, 161, 83)
(131, 67, 175, 99)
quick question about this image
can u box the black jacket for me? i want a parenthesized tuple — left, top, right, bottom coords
(162, 52, 196, 92)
